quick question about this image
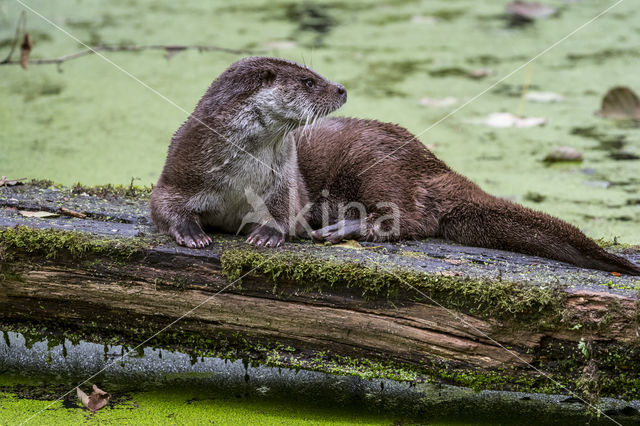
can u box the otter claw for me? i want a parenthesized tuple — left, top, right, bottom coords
(312, 220, 365, 244)
(173, 221, 212, 249)
(247, 225, 284, 248)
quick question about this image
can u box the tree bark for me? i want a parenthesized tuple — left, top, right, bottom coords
(1, 182, 639, 399)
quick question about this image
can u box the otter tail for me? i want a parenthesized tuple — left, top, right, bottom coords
(437, 197, 640, 275)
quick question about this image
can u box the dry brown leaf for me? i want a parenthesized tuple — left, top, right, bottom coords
(76, 387, 90, 409)
(0, 176, 26, 187)
(19, 210, 59, 218)
(77, 384, 111, 413)
(443, 258, 468, 265)
(20, 33, 32, 69)
(599, 87, 640, 120)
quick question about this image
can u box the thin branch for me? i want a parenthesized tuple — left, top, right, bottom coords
(0, 44, 265, 67)
(0, 11, 26, 64)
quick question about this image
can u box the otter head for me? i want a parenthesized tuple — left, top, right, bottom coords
(206, 57, 346, 132)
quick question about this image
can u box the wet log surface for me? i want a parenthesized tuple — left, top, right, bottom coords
(1, 182, 639, 399)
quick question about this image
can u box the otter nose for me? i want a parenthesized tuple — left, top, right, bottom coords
(336, 83, 347, 102)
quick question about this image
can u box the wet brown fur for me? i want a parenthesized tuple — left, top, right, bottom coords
(150, 57, 346, 248)
(295, 117, 640, 275)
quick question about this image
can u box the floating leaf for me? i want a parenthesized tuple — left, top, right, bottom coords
(410, 15, 437, 25)
(525, 91, 563, 103)
(19, 210, 59, 218)
(478, 112, 546, 128)
(418, 96, 457, 108)
(583, 180, 610, 189)
(544, 147, 583, 163)
(468, 68, 493, 79)
(599, 87, 640, 120)
(264, 40, 297, 50)
(77, 385, 111, 413)
(506, 1, 556, 21)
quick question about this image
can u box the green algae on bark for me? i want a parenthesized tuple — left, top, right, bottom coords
(220, 247, 564, 323)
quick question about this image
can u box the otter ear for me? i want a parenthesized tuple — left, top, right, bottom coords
(260, 69, 276, 85)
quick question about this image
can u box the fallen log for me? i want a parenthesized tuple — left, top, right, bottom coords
(1, 181, 639, 402)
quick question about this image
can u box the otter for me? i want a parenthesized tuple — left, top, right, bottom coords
(150, 57, 346, 248)
(293, 117, 640, 275)
(151, 57, 638, 275)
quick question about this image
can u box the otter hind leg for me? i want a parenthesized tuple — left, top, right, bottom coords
(173, 219, 212, 249)
(312, 219, 366, 244)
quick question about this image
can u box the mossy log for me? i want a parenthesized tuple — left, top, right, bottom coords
(1, 182, 640, 400)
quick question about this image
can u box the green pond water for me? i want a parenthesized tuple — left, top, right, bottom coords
(1, 0, 640, 423)
(2, 332, 636, 425)
(1, 0, 639, 243)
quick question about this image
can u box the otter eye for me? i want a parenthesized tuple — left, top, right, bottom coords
(303, 78, 315, 88)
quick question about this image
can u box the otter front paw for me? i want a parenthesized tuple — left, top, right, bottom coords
(172, 221, 212, 248)
(246, 225, 284, 248)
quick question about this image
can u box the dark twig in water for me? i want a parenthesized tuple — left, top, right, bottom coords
(0, 44, 265, 68)
(0, 11, 27, 65)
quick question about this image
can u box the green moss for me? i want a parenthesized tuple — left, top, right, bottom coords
(0, 225, 149, 261)
(20, 179, 152, 200)
(70, 180, 152, 199)
(27, 178, 56, 188)
(593, 237, 636, 250)
(220, 248, 563, 323)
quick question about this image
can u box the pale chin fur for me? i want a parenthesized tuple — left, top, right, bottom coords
(189, 87, 315, 235)
(226, 87, 306, 142)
